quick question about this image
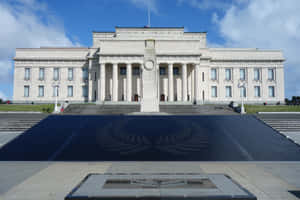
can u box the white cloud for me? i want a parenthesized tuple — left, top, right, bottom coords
(129, 0, 158, 14)
(177, 0, 247, 11)
(0, 0, 75, 98)
(213, 0, 300, 97)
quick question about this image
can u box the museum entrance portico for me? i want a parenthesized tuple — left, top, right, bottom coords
(95, 58, 201, 104)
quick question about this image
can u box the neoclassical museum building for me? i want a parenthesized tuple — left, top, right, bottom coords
(13, 27, 285, 104)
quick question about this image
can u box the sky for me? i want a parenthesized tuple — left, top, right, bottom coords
(0, 0, 300, 100)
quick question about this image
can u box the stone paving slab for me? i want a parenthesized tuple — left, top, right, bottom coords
(0, 162, 299, 200)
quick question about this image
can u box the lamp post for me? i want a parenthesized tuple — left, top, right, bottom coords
(52, 82, 60, 113)
(238, 80, 246, 114)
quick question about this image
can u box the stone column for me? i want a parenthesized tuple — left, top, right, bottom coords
(112, 63, 118, 102)
(126, 63, 132, 102)
(168, 63, 174, 101)
(194, 64, 200, 102)
(99, 63, 106, 101)
(182, 63, 187, 101)
(88, 58, 93, 102)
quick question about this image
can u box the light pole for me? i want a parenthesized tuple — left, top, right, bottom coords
(238, 80, 246, 114)
(52, 82, 60, 113)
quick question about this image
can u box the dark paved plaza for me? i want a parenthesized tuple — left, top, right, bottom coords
(0, 115, 299, 161)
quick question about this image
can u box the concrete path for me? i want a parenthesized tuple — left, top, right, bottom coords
(0, 162, 300, 200)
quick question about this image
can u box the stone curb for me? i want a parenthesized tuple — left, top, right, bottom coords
(0, 111, 43, 114)
(258, 112, 300, 114)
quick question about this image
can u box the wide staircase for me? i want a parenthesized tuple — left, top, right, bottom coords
(0, 114, 46, 133)
(257, 113, 300, 144)
(64, 104, 236, 115)
(160, 104, 236, 115)
(64, 104, 140, 115)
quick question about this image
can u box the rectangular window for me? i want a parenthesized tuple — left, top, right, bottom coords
(120, 67, 126, 75)
(25, 68, 30, 80)
(211, 86, 217, 97)
(254, 86, 261, 97)
(82, 68, 88, 80)
(240, 69, 246, 80)
(160, 67, 166, 75)
(82, 86, 88, 97)
(68, 68, 74, 81)
(53, 86, 59, 97)
(211, 68, 217, 80)
(254, 68, 260, 81)
(53, 68, 59, 81)
(39, 68, 45, 80)
(173, 67, 180, 75)
(24, 86, 29, 97)
(225, 68, 232, 81)
(38, 86, 44, 97)
(133, 67, 140, 75)
(240, 87, 246, 97)
(68, 86, 73, 97)
(226, 86, 232, 97)
(268, 69, 275, 80)
(269, 86, 275, 97)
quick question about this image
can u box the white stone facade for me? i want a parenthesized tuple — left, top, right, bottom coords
(13, 27, 285, 104)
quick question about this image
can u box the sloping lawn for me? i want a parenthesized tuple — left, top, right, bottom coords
(0, 104, 54, 113)
(245, 105, 300, 114)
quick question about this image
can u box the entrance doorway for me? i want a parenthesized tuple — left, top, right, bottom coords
(160, 94, 166, 102)
(134, 94, 139, 102)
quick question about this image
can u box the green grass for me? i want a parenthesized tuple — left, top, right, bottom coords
(0, 104, 55, 113)
(245, 105, 300, 114)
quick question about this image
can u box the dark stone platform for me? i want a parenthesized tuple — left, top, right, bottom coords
(65, 173, 257, 200)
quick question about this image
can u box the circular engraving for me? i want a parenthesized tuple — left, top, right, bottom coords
(144, 60, 154, 71)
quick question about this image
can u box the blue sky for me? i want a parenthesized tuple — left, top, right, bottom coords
(0, 0, 300, 100)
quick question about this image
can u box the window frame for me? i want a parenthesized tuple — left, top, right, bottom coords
(68, 85, 74, 97)
(225, 86, 232, 98)
(225, 68, 232, 81)
(211, 86, 217, 98)
(53, 68, 60, 81)
(24, 85, 30, 97)
(38, 85, 44, 97)
(25, 68, 31, 80)
(254, 86, 261, 97)
(211, 68, 217, 81)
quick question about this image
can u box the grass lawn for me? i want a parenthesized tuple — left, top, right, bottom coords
(0, 104, 55, 113)
(245, 105, 300, 114)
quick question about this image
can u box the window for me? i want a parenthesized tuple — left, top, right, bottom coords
(240, 87, 246, 97)
(82, 68, 88, 80)
(211, 86, 217, 97)
(133, 67, 140, 75)
(173, 67, 180, 75)
(211, 68, 217, 80)
(254, 68, 260, 81)
(82, 86, 88, 97)
(240, 69, 246, 80)
(268, 69, 275, 80)
(202, 72, 205, 82)
(160, 67, 166, 75)
(225, 68, 232, 81)
(24, 86, 29, 97)
(254, 86, 261, 97)
(25, 68, 30, 80)
(38, 86, 44, 97)
(120, 67, 126, 75)
(68, 68, 74, 81)
(68, 86, 73, 97)
(53, 86, 59, 97)
(225, 86, 232, 97)
(269, 86, 275, 97)
(39, 68, 45, 80)
(53, 68, 59, 81)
